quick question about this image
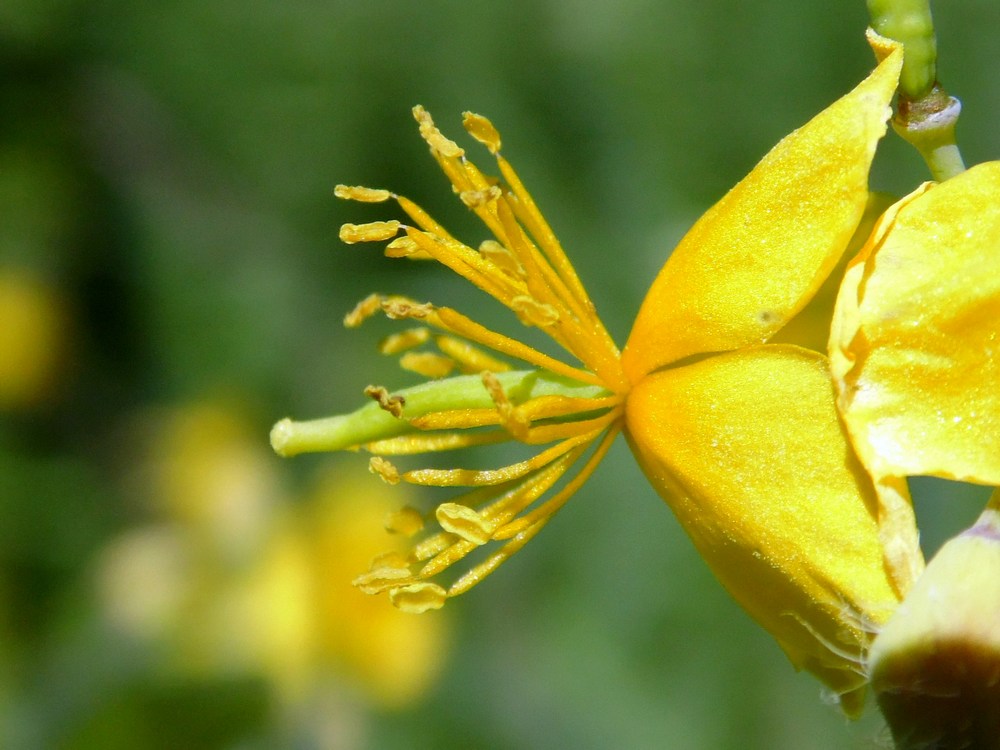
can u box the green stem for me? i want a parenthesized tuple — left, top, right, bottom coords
(270, 369, 610, 456)
(867, 0, 966, 180)
(892, 87, 966, 181)
(867, 0, 937, 99)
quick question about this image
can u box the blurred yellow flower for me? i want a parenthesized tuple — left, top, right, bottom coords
(0, 269, 67, 410)
(272, 33, 915, 713)
(99, 402, 447, 714)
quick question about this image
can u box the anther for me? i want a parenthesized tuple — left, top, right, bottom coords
(412, 105, 465, 159)
(381, 297, 434, 320)
(334, 185, 392, 203)
(389, 582, 448, 613)
(399, 352, 455, 378)
(384, 236, 425, 258)
(459, 185, 502, 208)
(479, 240, 525, 278)
(344, 293, 383, 327)
(511, 295, 560, 328)
(369, 456, 401, 484)
(462, 112, 502, 154)
(482, 371, 530, 440)
(364, 385, 406, 418)
(352, 559, 412, 595)
(436, 503, 493, 545)
(339, 220, 402, 244)
(379, 327, 431, 355)
(385, 506, 425, 536)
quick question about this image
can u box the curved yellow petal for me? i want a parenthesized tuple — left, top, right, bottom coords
(624, 345, 908, 714)
(622, 45, 901, 382)
(831, 162, 1000, 484)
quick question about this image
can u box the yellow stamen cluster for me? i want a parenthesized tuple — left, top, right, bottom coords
(328, 106, 628, 611)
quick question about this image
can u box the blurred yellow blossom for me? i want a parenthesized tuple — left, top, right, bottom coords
(272, 34, 915, 713)
(0, 269, 67, 410)
(98, 402, 447, 718)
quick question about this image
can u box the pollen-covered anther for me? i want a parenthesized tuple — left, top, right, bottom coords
(511, 295, 560, 328)
(412, 105, 465, 159)
(482, 371, 530, 440)
(479, 239, 525, 278)
(385, 505, 425, 536)
(462, 112, 502, 154)
(399, 351, 455, 378)
(389, 582, 448, 613)
(364, 385, 406, 418)
(435, 335, 512, 373)
(459, 185, 502, 208)
(339, 220, 402, 244)
(436, 502, 494, 545)
(381, 297, 434, 320)
(369, 456, 401, 484)
(352, 558, 413, 595)
(384, 236, 427, 258)
(379, 327, 431, 355)
(343, 293, 383, 328)
(334, 184, 392, 203)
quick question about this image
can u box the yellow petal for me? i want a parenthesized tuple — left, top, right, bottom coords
(831, 162, 1000, 484)
(622, 44, 901, 382)
(625, 345, 907, 714)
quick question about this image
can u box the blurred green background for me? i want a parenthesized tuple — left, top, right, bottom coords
(2, 1, 997, 748)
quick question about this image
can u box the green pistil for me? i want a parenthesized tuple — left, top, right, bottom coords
(270, 369, 610, 457)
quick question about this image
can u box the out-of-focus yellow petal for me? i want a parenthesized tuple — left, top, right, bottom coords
(831, 162, 1000, 484)
(308, 467, 448, 708)
(625, 345, 906, 714)
(622, 44, 901, 382)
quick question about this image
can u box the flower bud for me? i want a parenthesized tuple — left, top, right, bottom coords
(868, 494, 1000, 750)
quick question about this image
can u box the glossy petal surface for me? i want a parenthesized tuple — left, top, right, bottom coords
(622, 46, 901, 381)
(625, 345, 899, 712)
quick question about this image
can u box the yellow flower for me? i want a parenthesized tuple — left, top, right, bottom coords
(100, 402, 447, 712)
(0, 268, 67, 410)
(272, 33, 914, 714)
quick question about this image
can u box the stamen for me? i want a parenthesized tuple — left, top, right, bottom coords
(399, 429, 600, 487)
(435, 335, 512, 373)
(448, 518, 546, 597)
(379, 327, 431, 355)
(512, 295, 560, 328)
(364, 385, 406, 418)
(344, 293, 383, 328)
(435, 503, 493, 545)
(462, 112, 502, 154)
(432, 306, 603, 386)
(334, 184, 392, 203)
(412, 105, 465, 159)
(479, 239, 525, 279)
(399, 351, 455, 378)
(482, 371, 530, 440)
(459, 186, 502, 208)
(492, 425, 619, 540)
(353, 561, 413, 595)
(381, 296, 434, 320)
(385, 236, 428, 258)
(385, 505, 425, 536)
(339, 220, 401, 244)
(389, 582, 448, 613)
(370, 456, 400, 484)
(364, 430, 508, 455)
